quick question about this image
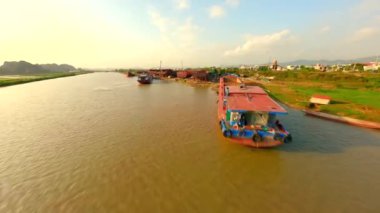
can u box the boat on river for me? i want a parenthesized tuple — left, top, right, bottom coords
(126, 72, 135, 77)
(137, 73, 153, 84)
(218, 75, 291, 148)
(304, 110, 380, 129)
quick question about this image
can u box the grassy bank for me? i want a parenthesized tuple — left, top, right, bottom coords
(0, 71, 91, 87)
(245, 71, 380, 122)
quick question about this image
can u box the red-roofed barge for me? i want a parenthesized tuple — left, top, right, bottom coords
(218, 75, 292, 148)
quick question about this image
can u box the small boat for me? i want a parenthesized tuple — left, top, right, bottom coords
(126, 72, 135, 77)
(137, 73, 153, 84)
(218, 75, 291, 148)
(304, 110, 380, 129)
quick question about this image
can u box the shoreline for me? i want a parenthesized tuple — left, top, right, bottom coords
(0, 71, 92, 88)
(168, 76, 380, 125)
(249, 80, 380, 124)
(163, 77, 217, 88)
(304, 110, 380, 130)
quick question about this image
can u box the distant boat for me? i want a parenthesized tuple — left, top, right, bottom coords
(304, 110, 380, 129)
(218, 74, 291, 148)
(126, 72, 135, 77)
(137, 73, 153, 84)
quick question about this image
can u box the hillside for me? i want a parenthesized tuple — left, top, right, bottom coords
(0, 61, 76, 75)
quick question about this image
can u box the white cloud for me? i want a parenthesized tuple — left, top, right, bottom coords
(148, 9, 173, 33)
(320, 26, 331, 34)
(376, 15, 380, 23)
(208, 1, 238, 20)
(146, 8, 203, 67)
(225, 0, 240, 7)
(175, 0, 190, 10)
(148, 9, 199, 48)
(350, 27, 379, 42)
(175, 18, 200, 47)
(224, 30, 292, 56)
(209, 5, 225, 18)
(355, 0, 380, 13)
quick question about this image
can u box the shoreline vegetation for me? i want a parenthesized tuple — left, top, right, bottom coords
(0, 71, 92, 87)
(120, 69, 380, 123)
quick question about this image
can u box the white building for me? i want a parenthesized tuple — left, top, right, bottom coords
(287, 65, 296, 70)
(314, 64, 327, 71)
(363, 62, 380, 71)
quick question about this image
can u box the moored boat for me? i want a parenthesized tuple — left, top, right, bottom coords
(304, 110, 380, 129)
(126, 72, 135, 77)
(137, 73, 153, 84)
(218, 75, 291, 148)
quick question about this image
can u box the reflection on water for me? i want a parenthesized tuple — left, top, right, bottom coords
(0, 72, 379, 212)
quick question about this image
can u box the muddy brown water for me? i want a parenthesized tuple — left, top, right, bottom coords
(0, 72, 379, 212)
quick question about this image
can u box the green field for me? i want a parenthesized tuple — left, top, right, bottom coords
(291, 86, 380, 109)
(246, 71, 380, 122)
(0, 72, 90, 87)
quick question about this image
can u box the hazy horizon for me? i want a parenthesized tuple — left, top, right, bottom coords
(1, 0, 379, 69)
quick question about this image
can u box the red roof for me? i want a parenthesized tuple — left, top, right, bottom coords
(226, 86, 287, 113)
(311, 94, 331, 100)
(227, 86, 266, 94)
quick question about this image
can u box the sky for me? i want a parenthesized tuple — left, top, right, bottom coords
(0, 0, 379, 68)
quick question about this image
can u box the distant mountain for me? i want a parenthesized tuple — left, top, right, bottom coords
(39, 64, 76, 72)
(0, 61, 76, 75)
(283, 56, 379, 66)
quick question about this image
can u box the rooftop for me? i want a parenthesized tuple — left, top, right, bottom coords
(226, 86, 287, 113)
(227, 85, 266, 95)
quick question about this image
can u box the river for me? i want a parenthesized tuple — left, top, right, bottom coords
(0, 72, 379, 212)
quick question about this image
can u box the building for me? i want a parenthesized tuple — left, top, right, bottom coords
(286, 65, 296, 70)
(239, 65, 255, 70)
(363, 62, 380, 71)
(314, 64, 327, 72)
(149, 69, 175, 78)
(176, 71, 191, 79)
(189, 70, 208, 81)
(310, 95, 331, 105)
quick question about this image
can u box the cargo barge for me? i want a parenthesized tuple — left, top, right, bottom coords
(218, 75, 291, 148)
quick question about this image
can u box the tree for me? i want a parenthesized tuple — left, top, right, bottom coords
(258, 66, 270, 72)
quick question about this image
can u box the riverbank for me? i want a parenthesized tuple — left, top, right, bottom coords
(174, 72, 380, 123)
(118, 70, 380, 123)
(242, 71, 380, 123)
(168, 77, 215, 88)
(0, 71, 92, 87)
